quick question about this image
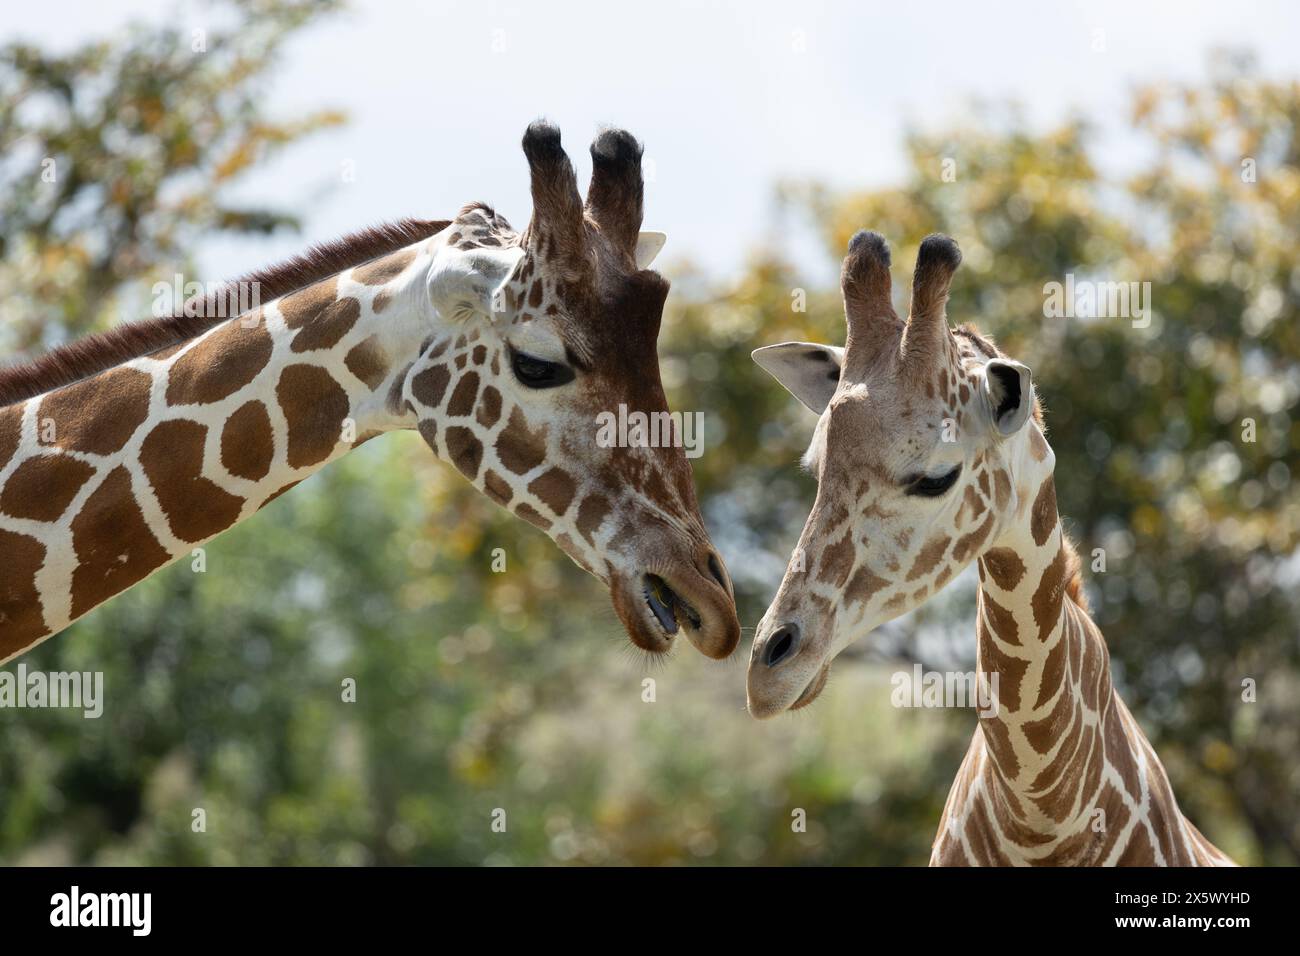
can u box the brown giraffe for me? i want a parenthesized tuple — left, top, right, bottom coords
(0, 123, 739, 665)
(745, 230, 1235, 866)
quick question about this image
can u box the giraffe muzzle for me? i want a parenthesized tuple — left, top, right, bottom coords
(643, 574, 700, 636)
(610, 548, 740, 660)
(748, 619, 833, 717)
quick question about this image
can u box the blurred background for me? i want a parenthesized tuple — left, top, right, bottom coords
(1, 0, 1297, 865)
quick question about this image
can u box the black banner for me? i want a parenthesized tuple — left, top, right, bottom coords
(0, 864, 1281, 941)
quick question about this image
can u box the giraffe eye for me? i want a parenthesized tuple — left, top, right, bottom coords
(509, 346, 574, 389)
(907, 466, 962, 497)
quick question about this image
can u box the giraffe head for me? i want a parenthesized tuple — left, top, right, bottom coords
(746, 231, 1051, 715)
(403, 122, 739, 659)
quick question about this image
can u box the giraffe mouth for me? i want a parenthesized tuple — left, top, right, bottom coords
(643, 574, 702, 637)
(789, 661, 831, 711)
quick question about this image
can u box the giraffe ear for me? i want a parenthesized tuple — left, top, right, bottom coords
(426, 244, 522, 322)
(752, 342, 844, 415)
(983, 359, 1033, 436)
(635, 231, 667, 269)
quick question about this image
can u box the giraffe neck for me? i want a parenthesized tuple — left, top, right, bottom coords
(0, 239, 442, 662)
(969, 480, 1115, 848)
(930, 425, 1233, 866)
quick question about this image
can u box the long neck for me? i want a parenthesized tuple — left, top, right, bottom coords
(970, 462, 1113, 849)
(933, 423, 1230, 865)
(0, 243, 435, 663)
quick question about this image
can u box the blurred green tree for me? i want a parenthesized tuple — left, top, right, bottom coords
(0, 0, 344, 354)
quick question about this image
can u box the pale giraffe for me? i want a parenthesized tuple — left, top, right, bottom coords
(746, 230, 1234, 866)
(0, 123, 739, 664)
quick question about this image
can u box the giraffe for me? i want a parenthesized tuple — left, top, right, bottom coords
(744, 230, 1235, 866)
(0, 122, 739, 665)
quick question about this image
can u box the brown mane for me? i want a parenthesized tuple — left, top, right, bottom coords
(0, 217, 450, 407)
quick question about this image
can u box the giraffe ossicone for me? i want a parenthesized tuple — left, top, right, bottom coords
(748, 229, 1235, 866)
(0, 122, 740, 665)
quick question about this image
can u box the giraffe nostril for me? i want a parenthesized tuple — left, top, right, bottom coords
(706, 552, 731, 596)
(764, 623, 800, 667)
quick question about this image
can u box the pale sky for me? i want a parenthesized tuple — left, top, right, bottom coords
(8, 0, 1300, 287)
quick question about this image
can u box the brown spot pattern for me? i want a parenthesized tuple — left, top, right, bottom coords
(352, 248, 415, 285)
(1104, 706, 1142, 802)
(979, 717, 1020, 779)
(1029, 427, 1050, 462)
(476, 386, 502, 429)
(0, 404, 20, 470)
(447, 372, 480, 417)
(906, 534, 950, 582)
(221, 401, 274, 481)
(576, 494, 610, 544)
(0, 454, 95, 522)
(0, 529, 49, 656)
(845, 565, 889, 606)
(515, 502, 551, 531)
(291, 296, 360, 353)
(411, 364, 451, 409)
(978, 626, 1028, 712)
(276, 365, 350, 469)
(1022, 681, 1073, 754)
(166, 319, 274, 405)
(70, 466, 170, 618)
(993, 470, 1011, 510)
(345, 337, 389, 389)
(1033, 636, 1068, 709)
(41, 367, 152, 456)
(141, 420, 245, 542)
(279, 278, 338, 329)
(483, 469, 513, 505)
(529, 468, 577, 516)
(952, 513, 994, 563)
(966, 794, 1012, 866)
(960, 484, 985, 521)
(981, 547, 1026, 591)
(445, 426, 483, 479)
(981, 591, 1019, 645)
(1031, 545, 1069, 642)
(495, 408, 548, 475)
(1030, 478, 1058, 546)
(1116, 821, 1156, 866)
(817, 532, 855, 587)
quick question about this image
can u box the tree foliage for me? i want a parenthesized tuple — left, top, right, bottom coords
(0, 0, 344, 354)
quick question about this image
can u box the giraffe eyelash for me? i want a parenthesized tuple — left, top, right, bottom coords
(905, 465, 962, 497)
(506, 343, 575, 389)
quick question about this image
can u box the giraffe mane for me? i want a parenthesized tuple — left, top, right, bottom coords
(0, 217, 451, 408)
